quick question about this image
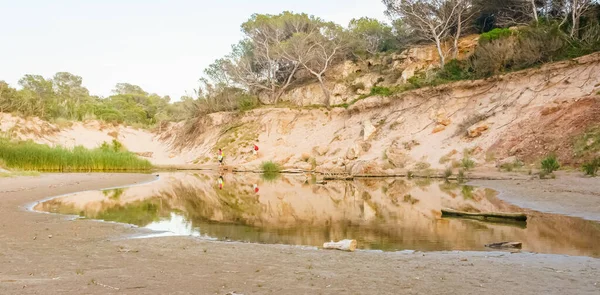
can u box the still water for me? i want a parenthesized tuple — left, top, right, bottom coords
(35, 172, 600, 257)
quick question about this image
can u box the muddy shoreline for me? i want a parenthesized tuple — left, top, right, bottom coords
(1, 173, 599, 294)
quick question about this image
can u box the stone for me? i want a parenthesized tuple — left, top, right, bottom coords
(432, 125, 446, 134)
(468, 125, 489, 138)
(346, 144, 361, 160)
(386, 147, 408, 168)
(496, 156, 518, 168)
(360, 141, 372, 152)
(313, 146, 329, 156)
(363, 120, 377, 141)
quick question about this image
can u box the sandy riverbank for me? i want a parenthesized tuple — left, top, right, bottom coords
(0, 173, 599, 294)
(471, 171, 600, 221)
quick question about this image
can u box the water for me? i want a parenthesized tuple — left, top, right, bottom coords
(34, 172, 600, 257)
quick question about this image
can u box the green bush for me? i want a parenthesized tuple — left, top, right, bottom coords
(0, 138, 152, 171)
(479, 28, 512, 44)
(370, 86, 392, 96)
(437, 59, 471, 81)
(238, 94, 260, 111)
(582, 158, 600, 176)
(261, 161, 281, 181)
(461, 157, 475, 171)
(541, 154, 560, 174)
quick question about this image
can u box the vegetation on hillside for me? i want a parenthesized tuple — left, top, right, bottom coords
(0, 138, 152, 171)
(2, 1, 600, 125)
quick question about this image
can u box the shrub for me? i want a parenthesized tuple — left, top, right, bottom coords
(238, 94, 260, 111)
(541, 154, 560, 174)
(261, 161, 281, 181)
(461, 157, 475, 171)
(261, 161, 281, 173)
(479, 28, 513, 44)
(582, 158, 600, 176)
(370, 86, 392, 96)
(443, 167, 453, 179)
(437, 59, 471, 81)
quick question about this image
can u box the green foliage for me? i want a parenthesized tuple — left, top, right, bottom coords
(261, 161, 281, 181)
(582, 158, 600, 176)
(541, 154, 560, 174)
(0, 138, 152, 172)
(461, 157, 475, 171)
(436, 59, 471, 81)
(95, 199, 162, 226)
(370, 86, 392, 96)
(479, 28, 512, 44)
(1, 75, 177, 126)
(348, 17, 397, 54)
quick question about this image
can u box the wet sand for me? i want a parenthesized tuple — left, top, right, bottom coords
(0, 173, 599, 294)
(471, 171, 600, 221)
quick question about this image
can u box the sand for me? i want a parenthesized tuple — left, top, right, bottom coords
(0, 173, 599, 294)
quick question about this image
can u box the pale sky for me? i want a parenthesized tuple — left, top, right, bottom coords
(0, 0, 388, 100)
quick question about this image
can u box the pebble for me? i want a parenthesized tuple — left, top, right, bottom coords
(48, 235, 53, 238)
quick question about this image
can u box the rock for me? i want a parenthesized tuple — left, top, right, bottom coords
(48, 235, 53, 239)
(439, 118, 452, 126)
(432, 125, 446, 134)
(295, 161, 313, 171)
(363, 120, 377, 141)
(360, 141, 372, 152)
(386, 147, 408, 168)
(467, 125, 489, 138)
(313, 146, 329, 156)
(496, 156, 518, 168)
(348, 161, 384, 175)
(345, 144, 361, 160)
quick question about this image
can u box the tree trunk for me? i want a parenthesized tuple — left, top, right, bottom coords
(434, 36, 446, 69)
(316, 76, 331, 108)
(571, 10, 579, 38)
(453, 14, 462, 59)
(530, 0, 539, 22)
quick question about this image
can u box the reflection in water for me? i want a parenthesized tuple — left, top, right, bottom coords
(35, 172, 600, 257)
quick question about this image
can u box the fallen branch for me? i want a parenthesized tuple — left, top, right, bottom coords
(441, 208, 527, 222)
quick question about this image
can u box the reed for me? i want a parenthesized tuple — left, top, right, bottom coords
(0, 138, 152, 171)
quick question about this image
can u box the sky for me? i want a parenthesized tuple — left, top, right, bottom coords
(0, 0, 388, 100)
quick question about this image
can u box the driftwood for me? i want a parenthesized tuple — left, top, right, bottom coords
(485, 242, 522, 249)
(323, 239, 357, 252)
(441, 208, 527, 222)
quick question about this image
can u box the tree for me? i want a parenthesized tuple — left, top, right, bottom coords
(224, 12, 322, 103)
(383, 0, 471, 68)
(52, 72, 91, 119)
(348, 17, 395, 55)
(18, 75, 56, 118)
(280, 22, 349, 106)
(566, 0, 594, 37)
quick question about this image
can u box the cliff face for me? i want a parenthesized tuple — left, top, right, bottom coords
(3, 52, 600, 173)
(160, 52, 600, 173)
(262, 34, 480, 107)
